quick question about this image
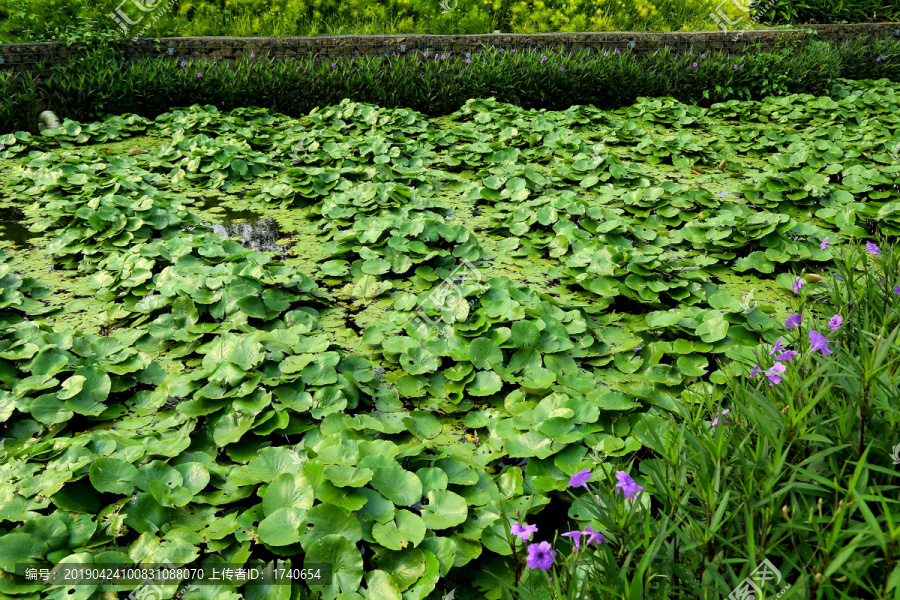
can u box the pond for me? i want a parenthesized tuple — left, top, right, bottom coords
(1, 81, 898, 599)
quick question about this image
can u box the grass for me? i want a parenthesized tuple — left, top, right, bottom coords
(491, 238, 900, 599)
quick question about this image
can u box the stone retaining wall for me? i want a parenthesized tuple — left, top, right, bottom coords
(0, 23, 898, 73)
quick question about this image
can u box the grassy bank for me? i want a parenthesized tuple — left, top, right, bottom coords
(2, 35, 899, 136)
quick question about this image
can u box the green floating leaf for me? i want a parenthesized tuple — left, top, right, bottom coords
(304, 535, 365, 595)
(372, 510, 427, 551)
(420, 490, 468, 530)
(89, 457, 139, 495)
(258, 507, 306, 547)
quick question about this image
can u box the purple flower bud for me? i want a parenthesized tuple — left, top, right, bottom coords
(711, 409, 730, 426)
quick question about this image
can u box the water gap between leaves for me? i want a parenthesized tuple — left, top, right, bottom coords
(198, 200, 292, 258)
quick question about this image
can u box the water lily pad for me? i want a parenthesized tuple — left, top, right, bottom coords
(89, 457, 139, 495)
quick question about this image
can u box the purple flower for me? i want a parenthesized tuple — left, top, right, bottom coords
(769, 337, 786, 355)
(750, 364, 761, 378)
(692, 62, 698, 67)
(689, 51, 693, 55)
(784, 313, 802, 329)
(894, 285, 900, 295)
(828, 315, 843, 331)
(466, 52, 470, 57)
(179, 61, 186, 67)
(616, 49, 620, 54)
(392, 51, 396, 56)
(604, 52, 608, 56)
(711, 409, 730, 426)
(466, 59, 471, 64)
(251, 53, 256, 58)
(820, 236, 832, 250)
(583, 525, 606, 545)
(511, 522, 538, 541)
(441, 54, 446, 59)
(331, 62, 336, 67)
(526, 541, 556, 570)
(568, 468, 592, 489)
(614, 471, 643, 499)
(701, 53, 706, 57)
(775, 350, 799, 363)
(765, 362, 787, 386)
(424, 52, 429, 57)
(733, 64, 738, 69)
(197, 72, 202, 77)
(866, 242, 879, 255)
(792, 277, 805, 293)
(500, 48, 505, 52)
(809, 330, 833, 356)
(561, 530, 586, 549)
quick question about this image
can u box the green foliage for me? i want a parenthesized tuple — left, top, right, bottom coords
(2, 37, 900, 136)
(496, 238, 900, 599)
(27, 192, 201, 270)
(1, 80, 900, 600)
(757, 0, 900, 25)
